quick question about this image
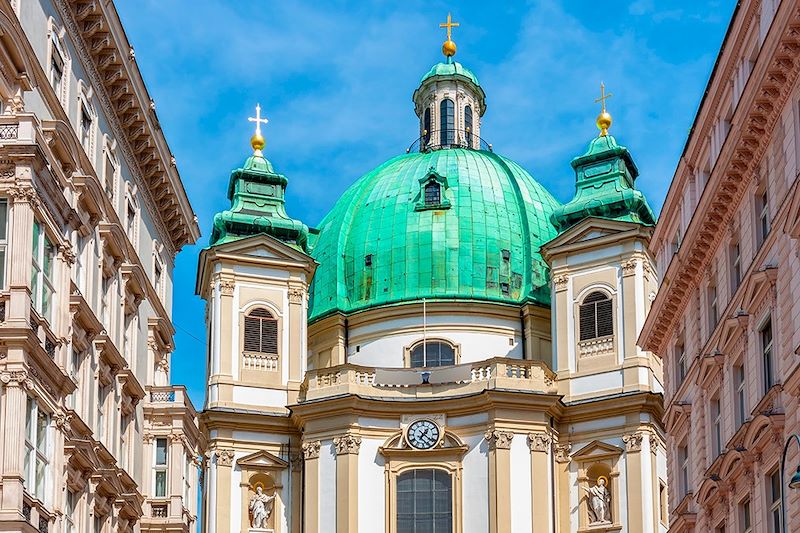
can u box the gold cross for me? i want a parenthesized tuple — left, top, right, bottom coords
(248, 103, 269, 136)
(594, 82, 613, 113)
(439, 13, 460, 41)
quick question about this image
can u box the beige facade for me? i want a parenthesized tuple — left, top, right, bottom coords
(0, 1, 203, 532)
(639, 1, 800, 531)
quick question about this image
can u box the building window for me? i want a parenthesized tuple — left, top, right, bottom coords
(735, 363, 747, 428)
(125, 195, 137, 244)
(769, 469, 781, 533)
(100, 274, 112, 327)
(31, 220, 56, 323)
(153, 255, 163, 300)
(757, 189, 770, 247)
(154, 437, 168, 497)
(97, 383, 109, 442)
(675, 340, 686, 387)
(671, 228, 681, 255)
(440, 98, 454, 146)
(739, 497, 751, 533)
(678, 443, 689, 498)
(65, 489, 77, 533)
(410, 341, 455, 368)
(119, 414, 130, 471)
(48, 28, 67, 104)
(464, 104, 473, 146)
(243, 308, 278, 355)
(707, 283, 718, 333)
(24, 397, 50, 501)
(424, 181, 441, 206)
(711, 396, 723, 457)
(79, 102, 93, 155)
(183, 454, 192, 501)
(94, 515, 105, 533)
(579, 291, 613, 341)
(730, 240, 741, 293)
(761, 318, 775, 392)
(423, 108, 431, 145)
(396, 469, 452, 533)
(659, 481, 668, 523)
(0, 198, 7, 288)
(103, 150, 117, 201)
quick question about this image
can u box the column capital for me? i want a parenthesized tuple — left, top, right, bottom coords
(8, 181, 39, 208)
(302, 440, 321, 459)
(288, 287, 304, 304)
(527, 432, 552, 453)
(333, 434, 361, 455)
(0, 369, 29, 388)
(622, 432, 645, 452)
(219, 280, 235, 296)
(215, 448, 235, 467)
(485, 430, 514, 450)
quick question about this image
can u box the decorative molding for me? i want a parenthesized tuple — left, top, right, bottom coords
(552, 274, 569, 290)
(622, 432, 644, 452)
(621, 259, 637, 276)
(484, 430, 514, 450)
(215, 448, 235, 467)
(302, 440, 321, 460)
(0, 369, 28, 387)
(333, 434, 362, 455)
(59, 243, 76, 265)
(219, 280, 235, 296)
(288, 288, 304, 304)
(553, 442, 572, 463)
(8, 181, 39, 208)
(527, 432, 551, 453)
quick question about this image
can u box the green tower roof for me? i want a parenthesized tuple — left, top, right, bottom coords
(209, 151, 310, 250)
(551, 133, 656, 233)
(308, 148, 561, 322)
(420, 61, 481, 88)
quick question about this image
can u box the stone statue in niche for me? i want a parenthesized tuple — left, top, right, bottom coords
(583, 476, 611, 525)
(249, 486, 275, 529)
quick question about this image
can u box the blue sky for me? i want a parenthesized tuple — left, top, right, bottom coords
(116, 0, 732, 408)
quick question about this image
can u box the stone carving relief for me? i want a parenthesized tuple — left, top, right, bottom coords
(553, 442, 572, 463)
(333, 434, 362, 455)
(622, 432, 644, 452)
(216, 448, 235, 467)
(527, 432, 551, 453)
(484, 430, 514, 450)
(288, 288, 304, 304)
(219, 280, 235, 296)
(302, 440, 321, 460)
(553, 274, 569, 290)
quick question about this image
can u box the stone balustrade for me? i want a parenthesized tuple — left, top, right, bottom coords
(300, 357, 557, 401)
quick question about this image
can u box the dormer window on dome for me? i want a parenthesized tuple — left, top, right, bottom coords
(415, 168, 451, 211)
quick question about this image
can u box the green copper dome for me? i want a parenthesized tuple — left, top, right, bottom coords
(308, 148, 560, 322)
(420, 61, 481, 88)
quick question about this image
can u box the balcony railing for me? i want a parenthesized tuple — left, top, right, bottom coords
(146, 385, 198, 417)
(300, 357, 556, 402)
(406, 129, 492, 153)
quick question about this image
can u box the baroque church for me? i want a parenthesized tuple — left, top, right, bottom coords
(199, 18, 666, 533)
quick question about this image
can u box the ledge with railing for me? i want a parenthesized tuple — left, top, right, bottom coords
(406, 129, 492, 153)
(145, 385, 197, 416)
(300, 357, 556, 402)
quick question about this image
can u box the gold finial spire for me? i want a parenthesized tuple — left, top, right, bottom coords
(594, 82, 613, 136)
(439, 13, 460, 58)
(248, 103, 269, 155)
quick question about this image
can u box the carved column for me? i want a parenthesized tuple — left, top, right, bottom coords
(302, 441, 321, 532)
(216, 277, 235, 404)
(553, 441, 572, 533)
(485, 430, 513, 533)
(287, 286, 304, 403)
(528, 432, 553, 533)
(213, 448, 235, 533)
(622, 432, 646, 532)
(0, 370, 29, 515)
(7, 180, 35, 323)
(334, 434, 360, 533)
(289, 452, 303, 533)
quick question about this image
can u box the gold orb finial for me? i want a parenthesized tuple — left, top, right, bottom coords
(439, 13, 460, 58)
(593, 82, 613, 136)
(247, 103, 269, 155)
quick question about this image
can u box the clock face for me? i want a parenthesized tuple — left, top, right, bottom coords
(407, 420, 440, 450)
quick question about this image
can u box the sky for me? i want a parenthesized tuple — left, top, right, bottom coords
(115, 0, 733, 408)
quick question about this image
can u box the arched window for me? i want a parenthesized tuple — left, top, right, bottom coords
(244, 308, 278, 354)
(440, 98, 454, 146)
(579, 291, 613, 341)
(424, 181, 441, 206)
(464, 105, 473, 147)
(397, 469, 452, 532)
(410, 341, 455, 368)
(423, 108, 431, 145)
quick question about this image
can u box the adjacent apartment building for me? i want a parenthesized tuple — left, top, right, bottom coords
(0, 1, 203, 532)
(640, 0, 800, 531)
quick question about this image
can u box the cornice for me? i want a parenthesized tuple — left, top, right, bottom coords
(57, 0, 199, 255)
(642, 5, 800, 355)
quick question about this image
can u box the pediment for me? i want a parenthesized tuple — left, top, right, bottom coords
(211, 233, 312, 264)
(571, 439, 623, 460)
(236, 450, 289, 471)
(542, 217, 651, 259)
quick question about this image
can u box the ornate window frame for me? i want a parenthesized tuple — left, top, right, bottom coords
(379, 427, 467, 533)
(403, 337, 460, 368)
(101, 134, 119, 202)
(239, 301, 283, 386)
(46, 18, 70, 108)
(76, 80, 97, 162)
(573, 284, 617, 370)
(415, 167, 451, 211)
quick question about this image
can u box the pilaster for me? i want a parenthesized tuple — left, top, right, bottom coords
(213, 447, 235, 533)
(302, 441, 321, 533)
(0, 369, 29, 518)
(334, 434, 360, 533)
(622, 432, 646, 532)
(485, 430, 513, 533)
(528, 432, 552, 533)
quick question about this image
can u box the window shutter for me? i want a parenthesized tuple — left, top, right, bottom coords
(596, 298, 613, 337)
(261, 318, 278, 354)
(244, 308, 278, 354)
(579, 304, 596, 341)
(244, 315, 261, 352)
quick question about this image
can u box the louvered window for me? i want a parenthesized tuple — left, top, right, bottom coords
(579, 292, 613, 341)
(244, 308, 278, 354)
